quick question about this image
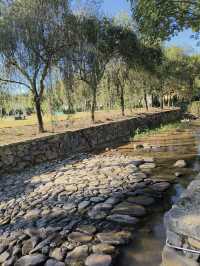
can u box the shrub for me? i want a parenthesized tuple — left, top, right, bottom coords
(188, 101, 200, 116)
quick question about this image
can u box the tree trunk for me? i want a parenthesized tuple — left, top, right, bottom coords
(67, 89, 74, 113)
(64, 75, 74, 114)
(91, 85, 97, 123)
(34, 95, 45, 133)
(160, 95, 164, 109)
(160, 82, 164, 109)
(120, 85, 125, 116)
(144, 90, 149, 111)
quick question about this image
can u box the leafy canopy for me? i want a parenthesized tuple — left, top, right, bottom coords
(130, 0, 200, 42)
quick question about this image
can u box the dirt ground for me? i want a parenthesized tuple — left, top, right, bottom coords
(1, 108, 170, 145)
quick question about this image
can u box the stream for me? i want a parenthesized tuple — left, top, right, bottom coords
(116, 120, 200, 266)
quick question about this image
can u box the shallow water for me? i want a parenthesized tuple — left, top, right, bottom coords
(116, 121, 200, 266)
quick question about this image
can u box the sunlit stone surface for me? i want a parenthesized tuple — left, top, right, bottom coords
(0, 152, 172, 265)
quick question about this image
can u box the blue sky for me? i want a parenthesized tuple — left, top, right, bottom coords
(102, 0, 200, 54)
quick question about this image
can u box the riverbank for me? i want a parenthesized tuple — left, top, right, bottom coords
(0, 108, 169, 146)
(0, 108, 181, 175)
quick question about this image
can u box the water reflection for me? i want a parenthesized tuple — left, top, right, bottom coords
(116, 121, 200, 266)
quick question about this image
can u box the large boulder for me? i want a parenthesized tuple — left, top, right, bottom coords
(162, 246, 199, 266)
(164, 180, 200, 241)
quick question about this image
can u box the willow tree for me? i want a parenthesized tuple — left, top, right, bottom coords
(0, 0, 70, 132)
(75, 17, 114, 122)
(107, 58, 129, 116)
(163, 48, 200, 105)
(130, 0, 200, 42)
(75, 15, 140, 122)
(132, 45, 163, 110)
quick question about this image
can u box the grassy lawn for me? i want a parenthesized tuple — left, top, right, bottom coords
(0, 107, 161, 129)
(0, 108, 174, 145)
(134, 121, 189, 140)
(0, 113, 85, 128)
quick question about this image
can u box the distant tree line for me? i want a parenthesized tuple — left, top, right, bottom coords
(0, 0, 199, 132)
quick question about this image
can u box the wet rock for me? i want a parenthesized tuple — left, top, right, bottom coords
(45, 259, 65, 266)
(175, 172, 183, 177)
(133, 144, 144, 150)
(77, 225, 96, 235)
(132, 172, 147, 180)
(24, 209, 41, 220)
(107, 214, 139, 225)
(0, 244, 8, 255)
(85, 254, 112, 266)
(151, 182, 170, 192)
(92, 203, 112, 212)
(88, 210, 107, 220)
(104, 197, 120, 205)
(66, 245, 89, 261)
(92, 244, 115, 255)
(0, 251, 10, 263)
(3, 255, 18, 266)
(126, 195, 155, 206)
(22, 238, 39, 255)
(131, 158, 144, 167)
(143, 157, 154, 163)
(139, 163, 156, 170)
(68, 232, 93, 244)
(30, 238, 52, 254)
(90, 197, 105, 203)
(0, 217, 10, 225)
(97, 231, 132, 245)
(24, 228, 40, 238)
(63, 203, 76, 212)
(112, 202, 146, 217)
(14, 254, 47, 266)
(41, 246, 50, 256)
(12, 245, 21, 257)
(78, 201, 90, 211)
(174, 160, 187, 168)
(50, 247, 66, 261)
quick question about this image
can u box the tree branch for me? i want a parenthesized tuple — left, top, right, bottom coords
(39, 60, 51, 98)
(0, 78, 31, 89)
(11, 60, 34, 88)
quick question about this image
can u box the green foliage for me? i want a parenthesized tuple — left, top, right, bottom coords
(0, 0, 199, 133)
(134, 121, 188, 139)
(188, 101, 200, 116)
(131, 0, 200, 42)
(0, 0, 71, 131)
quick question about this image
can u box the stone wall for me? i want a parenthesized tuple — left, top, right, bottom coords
(0, 109, 181, 175)
(162, 179, 200, 266)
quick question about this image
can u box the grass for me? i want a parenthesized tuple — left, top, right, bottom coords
(0, 107, 175, 145)
(134, 121, 189, 139)
(0, 113, 86, 129)
(0, 107, 160, 129)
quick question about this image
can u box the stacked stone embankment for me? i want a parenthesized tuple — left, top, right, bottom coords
(163, 179, 200, 266)
(0, 153, 172, 266)
(0, 108, 181, 175)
